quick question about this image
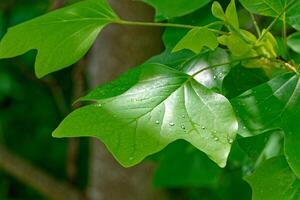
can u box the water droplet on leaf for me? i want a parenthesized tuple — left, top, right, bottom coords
(169, 122, 175, 126)
(228, 138, 234, 144)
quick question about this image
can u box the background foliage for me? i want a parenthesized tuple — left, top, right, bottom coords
(1, 0, 300, 199)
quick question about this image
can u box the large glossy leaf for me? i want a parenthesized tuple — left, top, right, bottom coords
(53, 63, 238, 167)
(181, 48, 231, 92)
(240, 0, 300, 30)
(232, 73, 300, 178)
(0, 0, 119, 78)
(246, 156, 300, 200)
(141, 0, 211, 21)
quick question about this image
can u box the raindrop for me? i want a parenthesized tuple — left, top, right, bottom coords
(213, 75, 217, 79)
(155, 120, 160, 124)
(96, 103, 102, 107)
(213, 136, 219, 141)
(201, 126, 206, 130)
(228, 137, 234, 144)
(169, 122, 175, 126)
(181, 125, 186, 130)
(182, 115, 185, 118)
(129, 157, 134, 161)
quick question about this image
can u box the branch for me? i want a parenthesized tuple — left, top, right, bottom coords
(0, 144, 84, 200)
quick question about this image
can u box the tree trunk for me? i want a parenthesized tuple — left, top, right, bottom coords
(86, 1, 165, 200)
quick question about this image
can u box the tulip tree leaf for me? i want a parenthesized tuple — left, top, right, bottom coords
(0, 0, 119, 78)
(240, 0, 300, 30)
(53, 63, 238, 167)
(232, 73, 300, 178)
(245, 156, 300, 200)
(225, 0, 239, 29)
(181, 48, 231, 92)
(173, 27, 219, 54)
(141, 0, 211, 21)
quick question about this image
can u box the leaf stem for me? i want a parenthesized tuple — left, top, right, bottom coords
(250, 13, 261, 37)
(115, 20, 228, 35)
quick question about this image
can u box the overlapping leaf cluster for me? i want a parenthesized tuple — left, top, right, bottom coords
(1, 0, 300, 199)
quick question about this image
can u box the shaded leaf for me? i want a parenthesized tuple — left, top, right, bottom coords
(0, 0, 119, 77)
(238, 131, 283, 167)
(246, 156, 300, 200)
(153, 140, 222, 188)
(288, 32, 300, 54)
(240, 0, 300, 30)
(141, 0, 211, 21)
(232, 73, 300, 178)
(53, 63, 238, 167)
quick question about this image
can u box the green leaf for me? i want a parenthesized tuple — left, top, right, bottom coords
(0, 0, 119, 78)
(53, 63, 238, 167)
(173, 27, 218, 54)
(148, 5, 219, 68)
(225, 0, 239, 29)
(181, 48, 231, 92)
(232, 73, 300, 178)
(288, 32, 300, 54)
(240, 0, 300, 30)
(211, 1, 225, 20)
(141, 0, 211, 21)
(218, 33, 252, 56)
(153, 140, 222, 188)
(223, 66, 269, 99)
(238, 131, 283, 167)
(246, 156, 300, 200)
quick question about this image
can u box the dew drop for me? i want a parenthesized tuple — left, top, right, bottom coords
(182, 115, 185, 118)
(181, 125, 186, 130)
(228, 138, 234, 144)
(213, 136, 219, 141)
(155, 120, 160, 124)
(169, 122, 175, 126)
(201, 126, 206, 130)
(213, 75, 217, 79)
(129, 157, 134, 161)
(96, 103, 102, 107)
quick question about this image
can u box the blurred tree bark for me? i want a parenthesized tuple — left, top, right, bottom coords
(86, 0, 165, 200)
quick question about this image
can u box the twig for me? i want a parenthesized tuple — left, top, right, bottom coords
(0, 144, 84, 200)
